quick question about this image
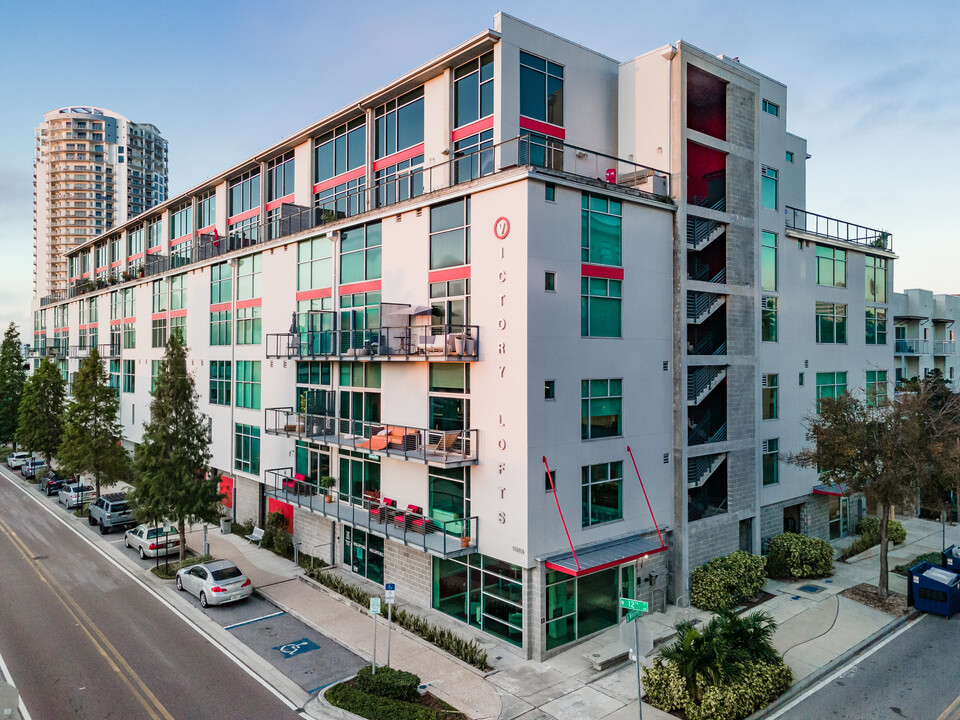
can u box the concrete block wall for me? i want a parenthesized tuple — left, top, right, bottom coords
(234, 476, 261, 527)
(726, 154, 756, 220)
(527, 566, 542, 660)
(803, 494, 831, 542)
(635, 547, 670, 613)
(726, 84, 757, 152)
(686, 512, 740, 572)
(726, 365, 756, 443)
(384, 542, 432, 610)
(292, 509, 336, 566)
(726, 447, 756, 514)
(725, 222, 756, 287)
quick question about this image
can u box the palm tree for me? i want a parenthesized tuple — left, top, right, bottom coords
(717, 609, 780, 665)
(658, 615, 748, 702)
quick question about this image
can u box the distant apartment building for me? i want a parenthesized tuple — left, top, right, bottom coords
(33, 15, 898, 660)
(33, 106, 168, 301)
(892, 289, 960, 386)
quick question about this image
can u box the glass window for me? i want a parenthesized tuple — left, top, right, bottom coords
(581, 192, 622, 266)
(545, 380, 556, 399)
(866, 370, 888, 406)
(151, 360, 161, 394)
(545, 271, 556, 292)
(122, 359, 135, 393)
(762, 374, 778, 420)
(127, 224, 144, 257)
(762, 296, 778, 342)
(315, 117, 366, 183)
(865, 256, 887, 303)
(761, 166, 778, 210)
(298, 236, 333, 291)
(453, 130, 494, 183)
(123, 321, 135, 349)
(197, 190, 216, 229)
(210, 311, 232, 346)
(545, 183, 556, 202)
(762, 99, 779, 117)
(816, 245, 846, 287)
(581, 276, 621, 338)
(151, 318, 167, 348)
(785, 151, 794, 163)
(236, 253, 262, 300)
(816, 371, 847, 412)
(235, 361, 261, 409)
(816, 302, 847, 344)
(170, 275, 186, 311)
(170, 204, 192, 239)
(865, 307, 887, 345)
(761, 231, 777, 291)
(210, 361, 231, 406)
(146, 219, 161, 250)
(372, 157, 420, 209)
(266, 151, 295, 201)
(152, 279, 167, 313)
(340, 223, 382, 283)
(430, 363, 469, 393)
(454, 52, 494, 128)
(210, 262, 232, 304)
(235, 306, 261, 345)
(374, 87, 424, 159)
(581, 378, 622, 439)
(762, 439, 779, 485)
(520, 50, 563, 126)
(234, 423, 260, 474)
(582, 461, 623, 527)
(228, 168, 261, 216)
(430, 199, 470, 270)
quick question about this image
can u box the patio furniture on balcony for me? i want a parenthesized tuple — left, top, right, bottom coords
(392, 504, 423, 531)
(369, 497, 396, 524)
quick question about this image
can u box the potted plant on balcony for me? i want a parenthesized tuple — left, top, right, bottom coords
(319, 476, 336, 503)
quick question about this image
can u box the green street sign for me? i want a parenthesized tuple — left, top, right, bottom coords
(619, 598, 649, 612)
(624, 609, 643, 623)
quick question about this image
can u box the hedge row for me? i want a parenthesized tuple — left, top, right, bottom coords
(326, 681, 441, 720)
(690, 551, 767, 611)
(839, 517, 906, 560)
(766, 533, 834, 579)
(353, 666, 420, 702)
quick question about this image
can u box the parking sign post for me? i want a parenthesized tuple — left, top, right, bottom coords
(385, 583, 396, 668)
(369, 597, 381, 674)
(620, 597, 649, 720)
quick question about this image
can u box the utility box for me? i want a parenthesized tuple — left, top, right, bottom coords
(909, 561, 960, 617)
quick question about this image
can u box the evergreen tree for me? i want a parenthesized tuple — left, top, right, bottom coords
(17, 357, 65, 467)
(132, 333, 221, 560)
(58, 348, 130, 498)
(0, 323, 27, 446)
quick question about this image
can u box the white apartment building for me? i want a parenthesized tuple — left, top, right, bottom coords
(33, 106, 168, 301)
(32, 14, 897, 660)
(892, 289, 960, 386)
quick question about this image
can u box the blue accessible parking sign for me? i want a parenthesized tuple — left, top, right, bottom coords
(273, 637, 320, 659)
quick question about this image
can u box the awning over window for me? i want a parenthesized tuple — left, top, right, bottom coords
(812, 483, 846, 496)
(540, 533, 667, 577)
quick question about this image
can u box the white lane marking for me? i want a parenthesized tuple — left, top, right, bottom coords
(0, 471, 308, 717)
(225, 611, 286, 630)
(766, 612, 926, 719)
(0, 641, 34, 720)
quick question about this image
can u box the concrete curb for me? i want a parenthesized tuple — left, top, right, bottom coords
(748, 608, 921, 719)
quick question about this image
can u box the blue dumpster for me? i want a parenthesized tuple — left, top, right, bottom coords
(942, 544, 960, 571)
(909, 561, 960, 617)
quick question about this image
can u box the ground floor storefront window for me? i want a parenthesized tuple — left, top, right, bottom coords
(432, 554, 523, 647)
(829, 495, 850, 540)
(344, 527, 384, 584)
(545, 563, 635, 651)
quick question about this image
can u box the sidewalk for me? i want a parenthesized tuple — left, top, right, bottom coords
(184, 515, 953, 720)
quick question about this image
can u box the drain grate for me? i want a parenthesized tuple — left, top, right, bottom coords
(797, 584, 825, 594)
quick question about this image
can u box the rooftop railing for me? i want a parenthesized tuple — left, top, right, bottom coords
(266, 324, 480, 362)
(785, 207, 892, 251)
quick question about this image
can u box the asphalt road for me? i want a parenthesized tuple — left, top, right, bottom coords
(0, 469, 304, 720)
(771, 612, 960, 720)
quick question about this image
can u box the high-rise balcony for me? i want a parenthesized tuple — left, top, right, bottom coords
(933, 341, 956, 356)
(264, 409, 478, 468)
(264, 468, 477, 559)
(266, 324, 480, 362)
(895, 338, 929, 355)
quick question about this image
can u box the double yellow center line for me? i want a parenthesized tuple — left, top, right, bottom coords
(0, 516, 174, 720)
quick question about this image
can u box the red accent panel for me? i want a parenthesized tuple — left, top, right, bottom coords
(265, 193, 295, 212)
(372, 143, 425, 172)
(313, 166, 366, 194)
(296, 287, 333, 302)
(267, 498, 293, 532)
(219, 475, 234, 509)
(198, 224, 217, 234)
(151, 312, 168, 321)
(95, 266, 108, 274)
(338, 279, 382, 295)
(110, 319, 123, 326)
(235, 298, 262, 309)
(80, 272, 90, 279)
(123, 317, 136, 323)
(209, 302, 232, 313)
(170, 309, 188, 318)
(451, 116, 494, 142)
(428, 266, 471, 283)
(519, 116, 566, 139)
(147, 246, 163, 255)
(581, 264, 624, 280)
(171, 233, 192, 247)
(128, 252, 144, 262)
(110, 261, 122, 269)
(545, 545, 668, 578)
(227, 207, 261, 225)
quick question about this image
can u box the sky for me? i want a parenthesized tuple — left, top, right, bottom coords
(1, 0, 958, 336)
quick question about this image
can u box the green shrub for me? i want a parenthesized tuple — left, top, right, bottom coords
(642, 660, 689, 712)
(353, 665, 420, 702)
(326, 681, 441, 720)
(35, 468, 50, 483)
(233, 518, 255, 538)
(893, 551, 943, 576)
(857, 517, 906, 545)
(766, 532, 834, 579)
(0, 447, 13, 463)
(690, 551, 767, 611)
(687, 660, 793, 720)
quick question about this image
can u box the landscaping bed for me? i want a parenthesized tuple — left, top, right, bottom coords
(840, 582, 909, 616)
(893, 551, 942, 576)
(326, 666, 461, 720)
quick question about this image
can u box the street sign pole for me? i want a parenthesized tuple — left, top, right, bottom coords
(387, 602, 393, 668)
(634, 617, 643, 720)
(369, 597, 381, 675)
(620, 597, 648, 720)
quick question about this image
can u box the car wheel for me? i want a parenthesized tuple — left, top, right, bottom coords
(139, 546, 146, 560)
(200, 592, 208, 608)
(88, 516, 96, 526)
(176, 576, 183, 591)
(100, 522, 108, 535)
(124, 536, 130, 548)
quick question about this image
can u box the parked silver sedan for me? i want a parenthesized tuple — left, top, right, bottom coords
(124, 524, 181, 559)
(175, 560, 253, 608)
(58, 481, 94, 509)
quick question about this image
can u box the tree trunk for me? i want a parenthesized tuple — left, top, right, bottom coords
(178, 517, 187, 562)
(955, 481, 960, 524)
(878, 503, 890, 599)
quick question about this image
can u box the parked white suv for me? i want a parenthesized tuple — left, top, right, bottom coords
(6, 452, 31, 469)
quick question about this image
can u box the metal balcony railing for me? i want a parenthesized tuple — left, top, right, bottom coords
(895, 338, 929, 355)
(785, 207, 892, 251)
(98, 343, 120, 358)
(264, 409, 478, 467)
(264, 468, 477, 558)
(933, 341, 956, 356)
(266, 325, 480, 362)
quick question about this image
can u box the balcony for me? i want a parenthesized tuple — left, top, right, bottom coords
(895, 338, 929, 355)
(264, 469, 477, 559)
(98, 343, 120, 358)
(264, 409, 478, 468)
(266, 324, 480, 362)
(934, 341, 956, 356)
(785, 207, 892, 251)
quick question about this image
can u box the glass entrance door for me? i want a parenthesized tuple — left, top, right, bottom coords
(829, 496, 849, 540)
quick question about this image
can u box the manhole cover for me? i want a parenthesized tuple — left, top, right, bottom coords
(798, 584, 825, 593)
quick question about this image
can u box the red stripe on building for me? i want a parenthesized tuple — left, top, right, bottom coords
(372, 143, 425, 172)
(265, 193, 296, 212)
(95, 266, 108, 274)
(338, 279, 382, 295)
(519, 116, 566, 140)
(151, 313, 167, 321)
(227, 207, 261, 225)
(296, 287, 333, 302)
(80, 272, 90, 279)
(128, 252, 144, 262)
(451, 117, 494, 142)
(110, 261, 122, 269)
(235, 298, 262, 309)
(210, 302, 232, 313)
(581, 264, 624, 280)
(110, 319, 122, 326)
(123, 317, 136, 323)
(428, 266, 471, 283)
(170, 309, 187, 318)
(312, 166, 366, 194)
(198, 224, 217, 234)
(171, 233, 192, 247)
(147, 246, 163, 255)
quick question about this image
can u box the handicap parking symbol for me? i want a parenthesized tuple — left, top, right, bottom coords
(273, 637, 320, 659)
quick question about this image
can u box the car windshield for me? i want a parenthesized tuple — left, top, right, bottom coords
(211, 566, 243, 581)
(146, 528, 169, 539)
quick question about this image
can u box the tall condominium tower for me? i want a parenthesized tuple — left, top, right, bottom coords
(33, 106, 168, 301)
